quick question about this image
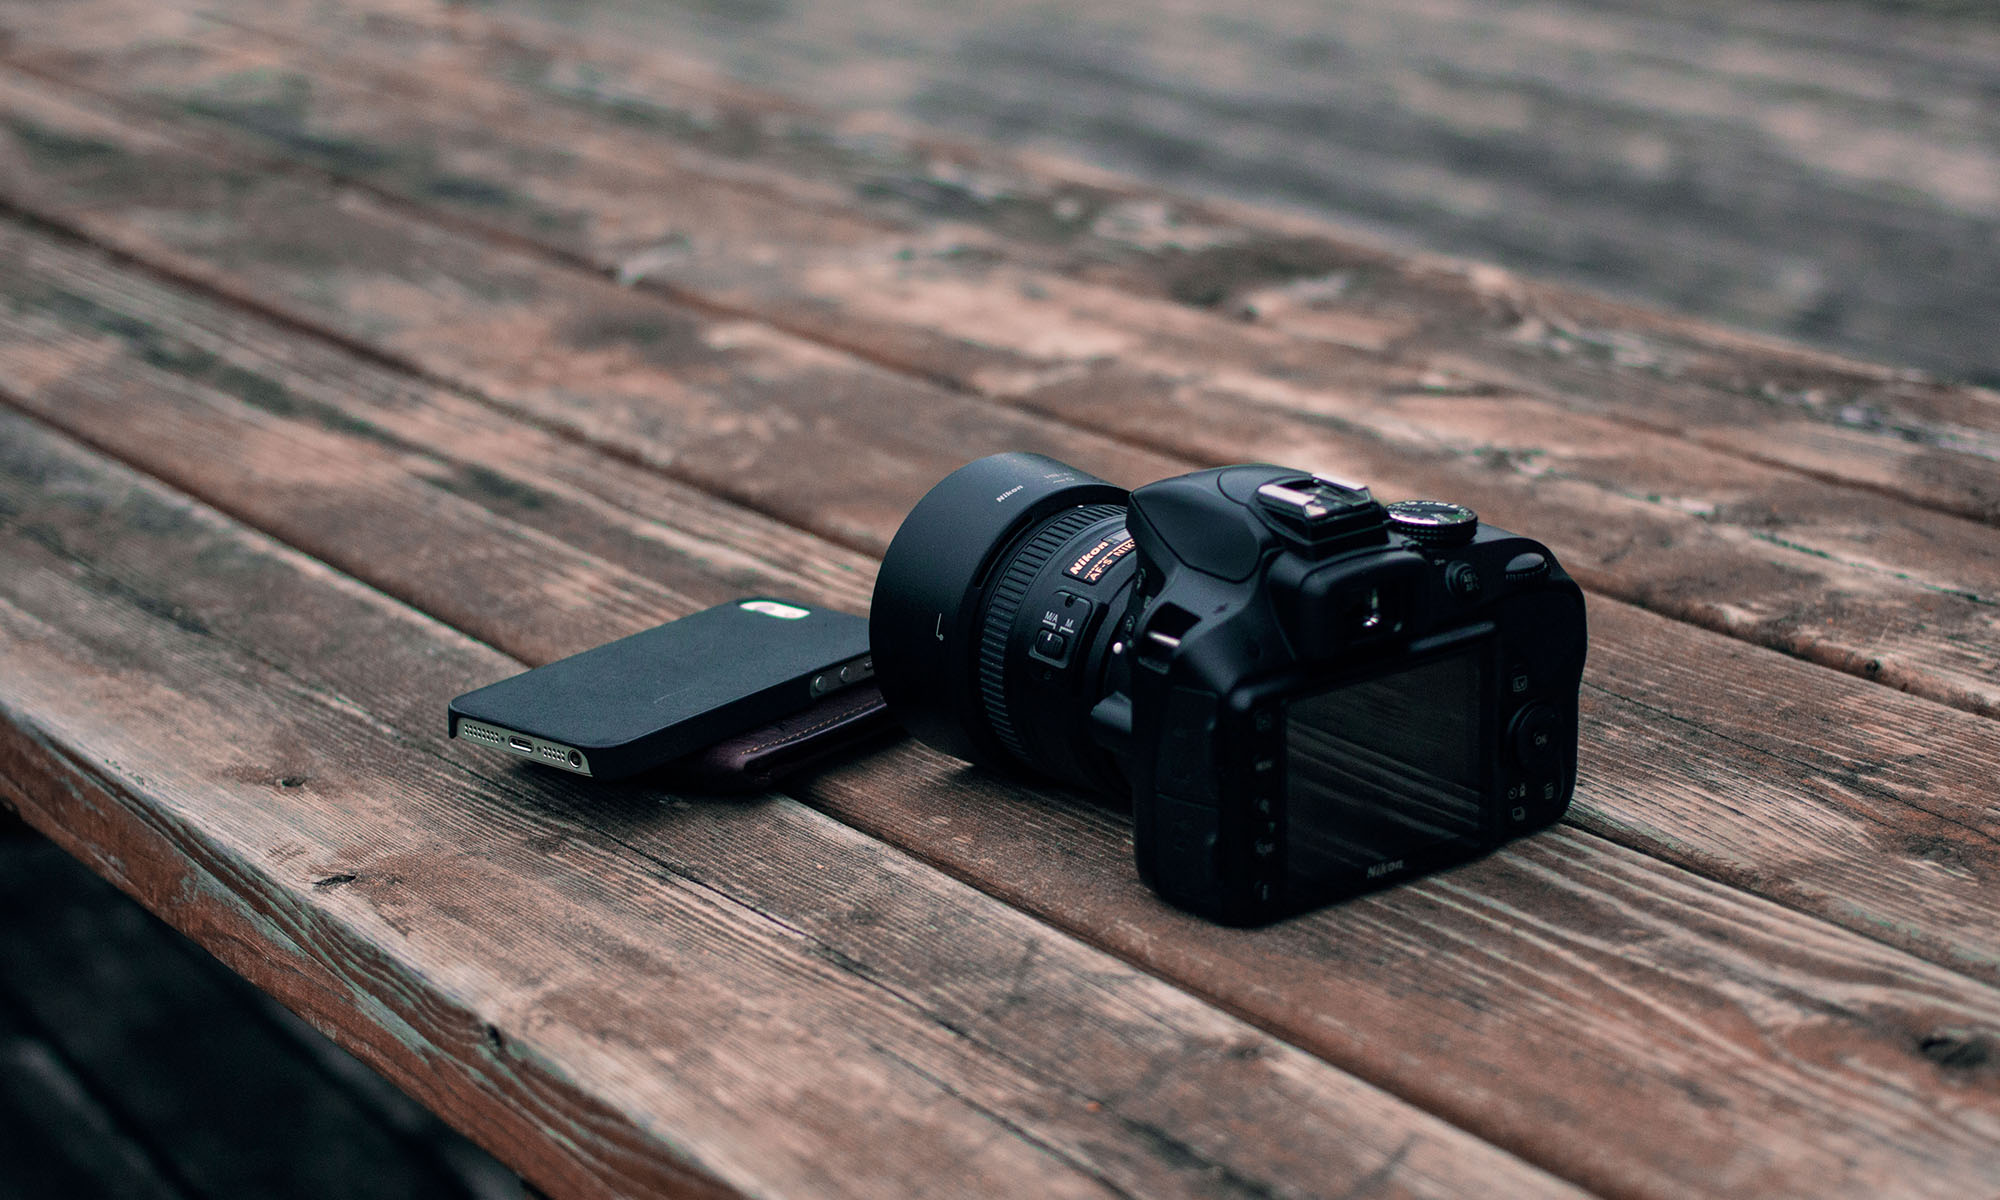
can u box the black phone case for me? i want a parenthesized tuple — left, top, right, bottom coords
(448, 599, 869, 781)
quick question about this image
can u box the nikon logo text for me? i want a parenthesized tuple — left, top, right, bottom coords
(1367, 858, 1406, 880)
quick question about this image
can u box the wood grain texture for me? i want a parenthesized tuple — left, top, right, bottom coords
(4, 217, 2000, 1198)
(262, 0, 2000, 386)
(0, 74, 1184, 547)
(0, 413, 1584, 1200)
(28, 0, 1995, 526)
(7, 213, 1999, 993)
(1, 5, 1996, 1197)
(2, 4, 1995, 720)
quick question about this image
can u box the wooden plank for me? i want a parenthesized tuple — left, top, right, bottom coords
(0, 79, 1186, 554)
(343, 0, 2000, 387)
(2, 18, 1997, 722)
(16, 0, 1996, 527)
(10, 215, 2000, 993)
(0, 836, 501, 1200)
(6, 219, 2000, 1198)
(0, 416, 1582, 1200)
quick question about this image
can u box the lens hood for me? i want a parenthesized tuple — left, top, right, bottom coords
(871, 453, 1126, 766)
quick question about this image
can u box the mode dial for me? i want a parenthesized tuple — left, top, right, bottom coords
(1386, 500, 1478, 547)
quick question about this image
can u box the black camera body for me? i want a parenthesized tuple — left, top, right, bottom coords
(870, 454, 1586, 924)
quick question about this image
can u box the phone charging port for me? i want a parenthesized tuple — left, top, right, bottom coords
(508, 737, 534, 753)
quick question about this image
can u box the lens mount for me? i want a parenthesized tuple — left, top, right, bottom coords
(870, 454, 1126, 768)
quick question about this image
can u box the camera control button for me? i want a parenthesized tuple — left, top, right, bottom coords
(1509, 704, 1560, 768)
(1032, 628, 1070, 664)
(1387, 500, 1478, 547)
(1506, 663, 1532, 696)
(1446, 562, 1484, 599)
(1504, 551, 1550, 582)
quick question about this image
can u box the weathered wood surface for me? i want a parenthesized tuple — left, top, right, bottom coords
(0, 415, 1588, 1199)
(4, 209, 2000, 1197)
(16, 0, 1999, 512)
(2, 3, 1996, 722)
(0, 2, 1997, 1198)
(237, 0, 2000, 387)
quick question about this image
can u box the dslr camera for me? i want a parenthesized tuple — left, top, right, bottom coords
(871, 454, 1587, 923)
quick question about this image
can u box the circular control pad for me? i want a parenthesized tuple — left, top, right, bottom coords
(1509, 703, 1561, 768)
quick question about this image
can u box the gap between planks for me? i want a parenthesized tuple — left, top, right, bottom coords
(0, 55, 1995, 932)
(3, 227, 2000, 1200)
(196, 0, 2000, 529)
(80, 0, 2000, 519)
(0, 416, 1594, 1200)
(0, 134, 1992, 992)
(10, 0, 1993, 528)
(0, 57, 1993, 732)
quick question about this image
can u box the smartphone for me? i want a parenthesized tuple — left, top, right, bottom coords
(448, 598, 871, 780)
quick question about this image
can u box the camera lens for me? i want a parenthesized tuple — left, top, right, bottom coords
(871, 454, 1136, 789)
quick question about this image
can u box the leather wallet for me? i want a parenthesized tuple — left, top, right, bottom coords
(666, 683, 899, 793)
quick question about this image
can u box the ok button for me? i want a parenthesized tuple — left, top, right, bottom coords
(1508, 704, 1561, 768)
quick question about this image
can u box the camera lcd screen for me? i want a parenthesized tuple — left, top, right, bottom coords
(1285, 648, 1485, 888)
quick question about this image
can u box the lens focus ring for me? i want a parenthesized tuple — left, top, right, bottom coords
(977, 504, 1123, 763)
